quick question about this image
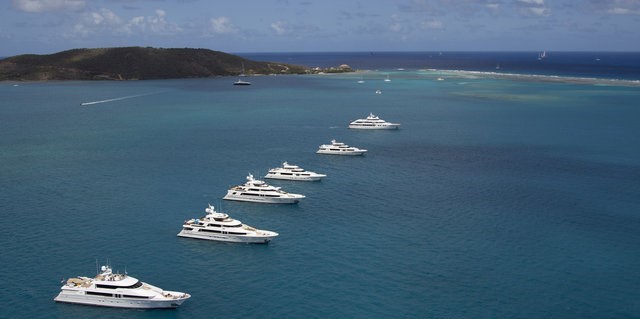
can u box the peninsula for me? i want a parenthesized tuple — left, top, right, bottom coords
(0, 47, 314, 81)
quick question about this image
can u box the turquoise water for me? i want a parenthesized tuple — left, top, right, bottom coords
(1, 67, 640, 318)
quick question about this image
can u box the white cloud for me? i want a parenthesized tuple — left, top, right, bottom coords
(270, 21, 287, 35)
(67, 8, 181, 38)
(389, 14, 404, 32)
(518, 0, 545, 5)
(516, 0, 550, 16)
(608, 7, 629, 14)
(12, 0, 85, 13)
(422, 20, 443, 30)
(65, 8, 122, 38)
(608, 6, 640, 14)
(120, 9, 181, 35)
(606, 0, 640, 15)
(71, 23, 88, 37)
(90, 8, 122, 26)
(148, 9, 180, 34)
(129, 16, 145, 26)
(208, 17, 238, 35)
(528, 7, 550, 16)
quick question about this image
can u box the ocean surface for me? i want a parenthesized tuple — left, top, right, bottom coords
(1, 52, 640, 318)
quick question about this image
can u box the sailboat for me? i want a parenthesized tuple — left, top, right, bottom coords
(538, 51, 547, 60)
(384, 74, 391, 82)
(233, 62, 251, 86)
(233, 78, 251, 86)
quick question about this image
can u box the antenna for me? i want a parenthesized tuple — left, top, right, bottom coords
(95, 258, 98, 275)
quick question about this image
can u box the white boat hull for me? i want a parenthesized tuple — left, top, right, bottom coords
(177, 229, 277, 244)
(223, 191, 304, 204)
(348, 124, 399, 130)
(316, 150, 367, 156)
(264, 174, 325, 181)
(54, 291, 189, 309)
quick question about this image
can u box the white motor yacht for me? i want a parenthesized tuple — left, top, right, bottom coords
(264, 162, 326, 181)
(348, 113, 400, 130)
(223, 174, 305, 204)
(316, 140, 367, 156)
(178, 204, 278, 244)
(54, 265, 190, 309)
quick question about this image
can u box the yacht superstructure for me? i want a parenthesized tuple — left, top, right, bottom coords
(178, 204, 278, 243)
(223, 174, 305, 204)
(264, 162, 326, 181)
(54, 265, 190, 309)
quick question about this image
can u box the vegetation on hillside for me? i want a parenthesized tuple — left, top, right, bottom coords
(0, 47, 310, 81)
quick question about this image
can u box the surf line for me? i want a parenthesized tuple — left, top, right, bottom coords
(80, 92, 160, 106)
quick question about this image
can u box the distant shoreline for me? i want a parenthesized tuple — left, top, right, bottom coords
(426, 69, 640, 87)
(5, 69, 639, 87)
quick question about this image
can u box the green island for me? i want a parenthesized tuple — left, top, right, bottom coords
(0, 47, 352, 81)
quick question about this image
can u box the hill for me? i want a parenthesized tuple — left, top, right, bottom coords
(0, 47, 309, 81)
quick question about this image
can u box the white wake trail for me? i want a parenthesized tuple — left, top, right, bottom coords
(80, 92, 160, 106)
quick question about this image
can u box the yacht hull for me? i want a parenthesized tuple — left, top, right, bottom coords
(177, 230, 276, 244)
(223, 192, 303, 204)
(316, 150, 367, 156)
(264, 174, 325, 181)
(348, 124, 399, 130)
(54, 291, 189, 309)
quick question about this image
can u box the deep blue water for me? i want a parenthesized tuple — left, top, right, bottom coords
(241, 51, 640, 80)
(1, 53, 640, 318)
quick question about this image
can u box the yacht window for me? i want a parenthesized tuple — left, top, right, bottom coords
(86, 291, 114, 297)
(96, 281, 142, 289)
(122, 295, 150, 299)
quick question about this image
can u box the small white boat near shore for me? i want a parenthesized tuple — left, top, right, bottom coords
(233, 79, 251, 86)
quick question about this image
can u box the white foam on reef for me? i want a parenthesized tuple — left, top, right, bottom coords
(80, 92, 159, 106)
(428, 69, 640, 87)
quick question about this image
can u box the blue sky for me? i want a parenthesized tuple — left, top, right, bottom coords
(1, 0, 639, 56)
